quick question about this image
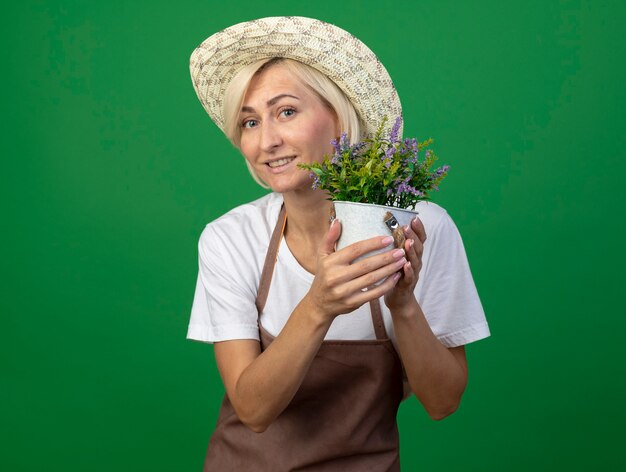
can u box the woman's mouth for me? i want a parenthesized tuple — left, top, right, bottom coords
(267, 156, 296, 169)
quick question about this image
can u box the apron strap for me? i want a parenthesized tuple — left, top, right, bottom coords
(256, 204, 287, 313)
(255, 202, 389, 340)
(369, 298, 388, 340)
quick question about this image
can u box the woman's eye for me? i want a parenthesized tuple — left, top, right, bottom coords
(280, 108, 296, 118)
(242, 119, 258, 129)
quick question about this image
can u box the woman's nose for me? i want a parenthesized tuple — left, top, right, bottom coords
(260, 120, 283, 152)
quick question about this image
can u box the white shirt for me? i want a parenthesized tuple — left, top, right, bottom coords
(187, 192, 490, 349)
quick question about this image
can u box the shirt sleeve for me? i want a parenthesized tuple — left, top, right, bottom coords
(417, 211, 491, 348)
(186, 225, 261, 344)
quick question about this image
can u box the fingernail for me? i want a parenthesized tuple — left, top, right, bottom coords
(393, 272, 401, 281)
(396, 257, 407, 266)
(382, 236, 394, 245)
(409, 239, 414, 248)
(392, 249, 405, 258)
(331, 218, 339, 227)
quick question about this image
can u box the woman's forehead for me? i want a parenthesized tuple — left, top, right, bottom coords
(243, 65, 313, 106)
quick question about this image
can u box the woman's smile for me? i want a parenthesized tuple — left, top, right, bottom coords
(266, 155, 296, 171)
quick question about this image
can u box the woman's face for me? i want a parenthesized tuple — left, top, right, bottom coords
(238, 63, 340, 194)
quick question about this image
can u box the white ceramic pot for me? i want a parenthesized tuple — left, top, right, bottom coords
(333, 201, 419, 263)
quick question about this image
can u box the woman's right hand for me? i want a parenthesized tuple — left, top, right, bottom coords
(306, 218, 407, 322)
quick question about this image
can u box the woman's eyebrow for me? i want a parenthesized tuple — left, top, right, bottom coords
(241, 94, 300, 113)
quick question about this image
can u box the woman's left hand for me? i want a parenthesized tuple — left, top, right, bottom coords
(384, 217, 427, 311)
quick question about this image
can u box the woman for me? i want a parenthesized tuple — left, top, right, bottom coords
(187, 17, 490, 471)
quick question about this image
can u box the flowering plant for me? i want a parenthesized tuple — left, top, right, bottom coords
(298, 116, 449, 209)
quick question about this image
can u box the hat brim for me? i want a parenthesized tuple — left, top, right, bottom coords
(190, 16, 402, 139)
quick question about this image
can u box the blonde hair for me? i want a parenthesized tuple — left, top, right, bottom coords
(222, 57, 362, 188)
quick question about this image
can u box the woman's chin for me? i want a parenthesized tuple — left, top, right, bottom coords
(264, 174, 315, 195)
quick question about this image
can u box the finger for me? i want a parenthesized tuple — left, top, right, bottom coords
(404, 238, 423, 278)
(398, 259, 415, 287)
(410, 217, 427, 243)
(319, 219, 342, 257)
(335, 235, 395, 264)
(340, 247, 406, 282)
(344, 255, 407, 293)
(351, 271, 401, 305)
(404, 238, 420, 266)
(403, 224, 423, 257)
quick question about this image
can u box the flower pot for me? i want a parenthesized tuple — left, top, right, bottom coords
(333, 201, 419, 263)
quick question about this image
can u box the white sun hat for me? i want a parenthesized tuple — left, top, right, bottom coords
(189, 16, 403, 139)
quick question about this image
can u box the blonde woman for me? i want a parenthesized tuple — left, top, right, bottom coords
(187, 17, 490, 471)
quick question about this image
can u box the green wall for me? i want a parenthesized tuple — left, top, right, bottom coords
(3, 0, 625, 470)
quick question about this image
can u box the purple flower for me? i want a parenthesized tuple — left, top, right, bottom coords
(351, 141, 367, 154)
(330, 132, 352, 165)
(394, 176, 424, 197)
(389, 116, 402, 144)
(433, 165, 450, 177)
(331, 133, 343, 154)
(398, 183, 424, 196)
(339, 132, 350, 151)
(330, 133, 345, 163)
(402, 137, 418, 163)
(310, 172, 320, 189)
(383, 144, 395, 167)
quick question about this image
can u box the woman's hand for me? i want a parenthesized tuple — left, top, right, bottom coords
(305, 219, 406, 322)
(384, 217, 427, 312)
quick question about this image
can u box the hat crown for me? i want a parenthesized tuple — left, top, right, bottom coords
(190, 16, 403, 139)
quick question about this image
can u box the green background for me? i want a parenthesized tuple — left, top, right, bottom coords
(3, 0, 625, 470)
